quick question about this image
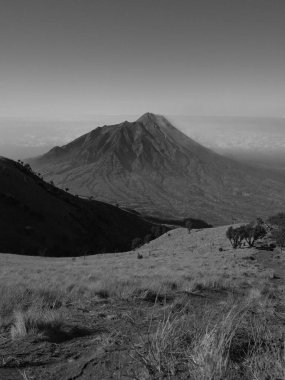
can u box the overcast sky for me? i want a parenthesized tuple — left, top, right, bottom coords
(0, 0, 284, 119)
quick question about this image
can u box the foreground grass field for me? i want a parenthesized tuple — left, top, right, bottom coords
(0, 226, 285, 379)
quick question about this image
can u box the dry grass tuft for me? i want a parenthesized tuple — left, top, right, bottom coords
(131, 309, 188, 377)
(11, 307, 64, 340)
(131, 292, 285, 379)
(189, 304, 247, 379)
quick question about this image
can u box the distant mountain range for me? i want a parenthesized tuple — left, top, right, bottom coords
(29, 113, 285, 225)
(0, 157, 155, 256)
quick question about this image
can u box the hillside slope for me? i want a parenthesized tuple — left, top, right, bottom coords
(0, 157, 154, 256)
(1, 226, 285, 379)
(30, 113, 285, 224)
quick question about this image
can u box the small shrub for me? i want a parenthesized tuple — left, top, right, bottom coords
(226, 226, 244, 248)
(243, 223, 266, 247)
(185, 219, 193, 233)
(226, 222, 266, 249)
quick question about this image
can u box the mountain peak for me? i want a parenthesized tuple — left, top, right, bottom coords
(136, 112, 164, 124)
(136, 112, 175, 134)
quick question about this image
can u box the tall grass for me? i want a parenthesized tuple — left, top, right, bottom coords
(0, 284, 65, 340)
(131, 292, 285, 379)
(0, 267, 284, 379)
(11, 308, 64, 340)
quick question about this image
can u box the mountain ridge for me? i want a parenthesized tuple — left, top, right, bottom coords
(0, 156, 155, 256)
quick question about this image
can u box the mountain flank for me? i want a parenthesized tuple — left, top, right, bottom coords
(0, 157, 156, 256)
(30, 113, 285, 225)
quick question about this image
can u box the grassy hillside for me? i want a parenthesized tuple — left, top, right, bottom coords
(0, 225, 284, 378)
(0, 225, 277, 293)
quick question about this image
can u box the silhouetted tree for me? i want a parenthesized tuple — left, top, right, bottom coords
(226, 226, 244, 248)
(226, 223, 266, 249)
(243, 223, 266, 247)
(24, 163, 32, 172)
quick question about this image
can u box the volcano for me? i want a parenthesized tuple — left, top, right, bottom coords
(30, 113, 285, 224)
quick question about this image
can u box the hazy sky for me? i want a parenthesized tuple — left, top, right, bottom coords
(0, 0, 285, 118)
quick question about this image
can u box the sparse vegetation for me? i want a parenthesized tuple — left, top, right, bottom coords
(226, 220, 266, 249)
(185, 219, 193, 233)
